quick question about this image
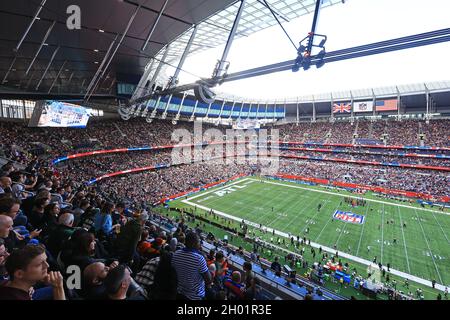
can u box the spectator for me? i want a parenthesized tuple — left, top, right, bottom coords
(103, 265, 132, 300)
(82, 261, 114, 300)
(171, 231, 211, 300)
(94, 202, 117, 240)
(0, 244, 65, 300)
(114, 211, 148, 266)
(214, 251, 229, 279)
(0, 177, 12, 195)
(0, 197, 21, 220)
(0, 238, 9, 282)
(46, 213, 76, 258)
(271, 257, 282, 276)
(224, 271, 244, 300)
(148, 250, 178, 300)
(0, 214, 13, 238)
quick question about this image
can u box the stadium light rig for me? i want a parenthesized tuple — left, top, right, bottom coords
(125, 0, 450, 115)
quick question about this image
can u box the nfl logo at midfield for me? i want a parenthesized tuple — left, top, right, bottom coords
(333, 210, 365, 224)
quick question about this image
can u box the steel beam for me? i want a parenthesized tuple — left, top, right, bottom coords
(35, 45, 60, 90)
(25, 20, 56, 75)
(167, 25, 198, 89)
(48, 60, 67, 93)
(141, 0, 170, 52)
(15, 0, 47, 52)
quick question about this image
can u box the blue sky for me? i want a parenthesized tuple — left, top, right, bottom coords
(172, 0, 450, 101)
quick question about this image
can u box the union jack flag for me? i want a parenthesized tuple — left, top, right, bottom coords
(333, 103, 352, 113)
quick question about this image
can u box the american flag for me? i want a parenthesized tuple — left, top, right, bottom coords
(375, 99, 398, 111)
(333, 103, 352, 113)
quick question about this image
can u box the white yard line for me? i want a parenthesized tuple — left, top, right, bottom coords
(181, 198, 447, 291)
(334, 220, 348, 248)
(279, 191, 325, 234)
(298, 194, 334, 234)
(397, 206, 412, 274)
(182, 200, 445, 291)
(253, 190, 293, 228)
(252, 178, 450, 216)
(430, 211, 450, 244)
(355, 204, 371, 256)
(313, 202, 342, 243)
(413, 208, 444, 285)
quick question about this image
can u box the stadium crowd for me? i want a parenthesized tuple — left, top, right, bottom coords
(0, 117, 448, 300)
(277, 119, 449, 146)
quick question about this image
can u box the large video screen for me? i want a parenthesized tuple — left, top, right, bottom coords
(233, 119, 261, 130)
(29, 100, 91, 128)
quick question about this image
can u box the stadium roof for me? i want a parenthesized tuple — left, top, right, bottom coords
(0, 0, 236, 97)
(220, 80, 450, 104)
(0, 0, 342, 99)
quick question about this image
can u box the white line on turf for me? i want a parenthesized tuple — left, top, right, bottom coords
(314, 201, 342, 244)
(266, 190, 311, 231)
(180, 198, 447, 292)
(334, 220, 348, 248)
(397, 206, 411, 274)
(302, 194, 336, 234)
(412, 208, 444, 284)
(355, 203, 371, 256)
(244, 183, 293, 227)
(182, 200, 445, 291)
(429, 210, 450, 244)
(186, 178, 251, 201)
(249, 178, 450, 216)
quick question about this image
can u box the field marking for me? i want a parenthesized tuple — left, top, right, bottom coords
(186, 178, 252, 201)
(355, 204, 371, 256)
(314, 202, 343, 243)
(250, 178, 450, 216)
(181, 198, 447, 292)
(243, 182, 297, 227)
(430, 211, 450, 244)
(257, 190, 299, 228)
(334, 220, 348, 249)
(397, 206, 412, 274)
(413, 208, 444, 284)
(280, 192, 328, 235)
(298, 193, 335, 235)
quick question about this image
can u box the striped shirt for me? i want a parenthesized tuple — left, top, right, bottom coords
(171, 248, 208, 300)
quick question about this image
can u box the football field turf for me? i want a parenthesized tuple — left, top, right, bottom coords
(172, 176, 450, 288)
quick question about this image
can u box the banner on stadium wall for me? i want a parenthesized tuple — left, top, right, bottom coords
(332, 103, 351, 113)
(375, 99, 398, 111)
(353, 101, 374, 113)
(274, 173, 449, 203)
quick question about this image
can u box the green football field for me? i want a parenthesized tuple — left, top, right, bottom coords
(171, 176, 450, 288)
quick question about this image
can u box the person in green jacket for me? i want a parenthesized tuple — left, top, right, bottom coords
(46, 212, 76, 258)
(114, 211, 149, 268)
